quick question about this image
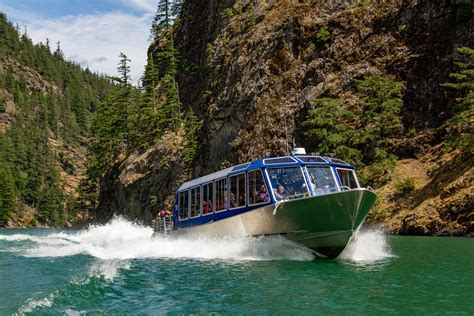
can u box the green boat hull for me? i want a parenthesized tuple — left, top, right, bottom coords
(172, 189, 377, 259)
(272, 189, 377, 258)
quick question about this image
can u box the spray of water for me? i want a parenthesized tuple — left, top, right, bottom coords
(3, 217, 311, 262)
(2, 217, 393, 264)
(338, 228, 394, 262)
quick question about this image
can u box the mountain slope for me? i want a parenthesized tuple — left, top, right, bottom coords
(0, 13, 114, 227)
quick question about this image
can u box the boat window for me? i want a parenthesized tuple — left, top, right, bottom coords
(178, 190, 189, 220)
(229, 173, 246, 209)
(190, 186, 201, 218)
(248, 170, 270, 205)
(307, 166, 338, 195)
(297, 156, 327, 163)
(337, 169, 359, 189)
(263, 157, 297, 165)
(202, 182, 213, 215)
(215, 178, 227, 211)
(267, 167, 309, 200)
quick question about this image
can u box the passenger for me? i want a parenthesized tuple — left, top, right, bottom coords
(310, 174, 324, 196)
(203, 201, 209, 214)
(257, 184, 269, 202)
(274, 185, 289, 201)
(220, 195, 227, 210)
(238, 194, 245, 206)
(230, 192, 237, 208)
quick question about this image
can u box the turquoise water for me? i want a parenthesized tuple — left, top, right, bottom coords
(0, 218, 473, 315)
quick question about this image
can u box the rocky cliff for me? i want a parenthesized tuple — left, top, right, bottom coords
(97, 0, 473, 235)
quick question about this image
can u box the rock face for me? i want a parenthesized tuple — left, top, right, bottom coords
(173, 0, 471, 172)
(96, 130, 188, 223)
(98, 0, 473, 233)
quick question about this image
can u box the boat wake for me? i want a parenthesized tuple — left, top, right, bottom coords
(1, 218, 394, 265)
(3, 217, 314, 262)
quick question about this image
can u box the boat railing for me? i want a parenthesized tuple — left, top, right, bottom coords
(152, 216, 173, 234)
(286, 192, 310, 200)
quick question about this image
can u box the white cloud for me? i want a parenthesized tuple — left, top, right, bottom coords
(16, 11, 154, 84)
(122, 0, 157, 14)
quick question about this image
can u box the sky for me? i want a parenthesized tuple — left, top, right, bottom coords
(0, 0, 158, 84)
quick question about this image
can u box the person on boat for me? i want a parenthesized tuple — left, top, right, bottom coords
(230, 192, 237, 208)
(203, 201, 209, 214)
(219, 195, 227, 210)
(274, 185, 289, 201)
(257, 184, 269, 203)
(309, 174, 325, 196)
(238, 194, 245, 206)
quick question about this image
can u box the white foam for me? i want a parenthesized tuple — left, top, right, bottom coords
(19, 217, 314, 262)
(18, 291, 57, 314)
(338, 228, 394, 262)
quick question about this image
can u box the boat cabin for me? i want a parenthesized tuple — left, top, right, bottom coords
(172, 152, 360, 230)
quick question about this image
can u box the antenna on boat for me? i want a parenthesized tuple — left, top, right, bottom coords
(285, 115, 289, 155)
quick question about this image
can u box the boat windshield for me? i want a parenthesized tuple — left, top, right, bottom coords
(337, 168, 359, 189)
(267, 167, 309, 200)
(306, 166, 338, 195)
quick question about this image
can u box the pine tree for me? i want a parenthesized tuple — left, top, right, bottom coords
(442, 47, 474, 151)
(54, 41, 64, 59)
(151, 0, 174, 38)
(117, 52, 131, 86)
(0, 163, 16, 226)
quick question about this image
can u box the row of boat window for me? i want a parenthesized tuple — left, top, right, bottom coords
(177, 166, 359, 221)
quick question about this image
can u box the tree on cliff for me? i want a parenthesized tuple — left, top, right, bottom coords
(151, 0, 183, 39)
(304, 75, 403, 185)
(442, 47, 474, 152)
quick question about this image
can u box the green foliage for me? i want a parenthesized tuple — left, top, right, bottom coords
(244, 2, 256, 33)
(150, 195, 158, 207)
(222, 8, 234, 18)
(304, 76, 403, 186)
(0, 162, 16, 226)
(303, 98, 361, 162)
(206, 43, 214, 62)
(151, 0, 183, 39)
(393, 177, 415, 198)
(316, 26, 331, 44)
(183, 109, 203, 164)
(117, 52, 131, 86)
(0, 94, 5, 112)
(442, 47, 474, 152)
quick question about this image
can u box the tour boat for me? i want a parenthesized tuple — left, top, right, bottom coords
(154, 148, 377, 259)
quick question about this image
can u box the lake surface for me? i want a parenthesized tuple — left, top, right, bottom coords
(1, 218, 473, 315)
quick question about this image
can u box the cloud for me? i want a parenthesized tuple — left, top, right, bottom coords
(121, 0, 156, 14)
(30, 11, 152, 84)
(4, 9, 154, 84)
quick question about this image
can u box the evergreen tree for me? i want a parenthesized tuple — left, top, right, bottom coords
(0, 166, 16, 226)
(151, 0, 175, 38)
(117, 52, 131, 86)
(442, 47, 474, 151)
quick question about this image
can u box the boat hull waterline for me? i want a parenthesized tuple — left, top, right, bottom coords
(171, 188, 377, 259)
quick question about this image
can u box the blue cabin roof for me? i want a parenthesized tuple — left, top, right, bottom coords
(176, 155, 354, 192)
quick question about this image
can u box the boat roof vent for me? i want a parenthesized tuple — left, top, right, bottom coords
(291, 147, 306, 155)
